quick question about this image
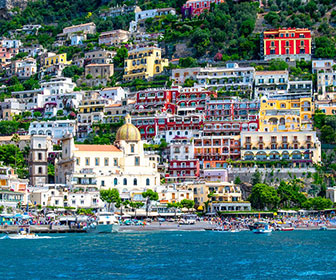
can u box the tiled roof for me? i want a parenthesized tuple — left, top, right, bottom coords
(75, 144, 121, 152)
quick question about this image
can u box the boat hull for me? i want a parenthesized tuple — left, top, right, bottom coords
(88, 224, 120, 233)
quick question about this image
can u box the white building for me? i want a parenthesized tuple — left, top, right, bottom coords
(9, 58, 37, 78)
(98, 30, 130, 46)
(70, 34, 86, 46)
(62, 22, 96, 37)
(255, 70, 312, 100)
(135, 8, 176, 23)
(85, 49, 116, 64)
(312, 59, 336, 99)
(1, 39, 21, 48)
(326, 187, 336, 203)
(42, 92, 83, 118)
(29, 120, 77, 141)
(157, 184, 194, 203)
(99, 87, 127, 102)
(196, 63, 255, 96)
(41, 77, 76, 95)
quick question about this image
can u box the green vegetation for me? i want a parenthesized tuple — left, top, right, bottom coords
(249, 179, 333, 211)
(100, 188, 121, 211)
(142, 190, 159, 217)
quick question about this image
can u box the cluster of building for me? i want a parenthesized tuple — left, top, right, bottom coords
(0, 0, 334, 213)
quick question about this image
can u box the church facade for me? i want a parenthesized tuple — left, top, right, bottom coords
(56, 115, 160, 199)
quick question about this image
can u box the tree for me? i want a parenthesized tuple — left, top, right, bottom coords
(314, 110, 326, 129)
(167, 202, 182, 218)
(269, 59, 289, 71)
(264, 11, 280, 26)
(33, 111, 42, 118)
(129, 201, 144, 218)
(142, 189, 159, 218)
(249, 183, 280, 210)
(180, 199, 195, 212)
(56, 110, 64, 117)
(234, 176, 242, 185)
(252, 169, 262, 186)
(100, 188, 120, 212)
(183, 78, 196, 87)
(277, 180, 307, 208)
(113, 46, 128, 67)
(179, 57, 198, 68)
(320, 125, 335, 144)
(302, 197, 332, 210)
(62, 65, 84, 78)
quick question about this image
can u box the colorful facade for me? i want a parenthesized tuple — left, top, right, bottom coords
(263, 28, 311, 61)
(44, 53, 71, 67)
(241, 131, 321, 167)
(259, 96, 313, 132)
(182, 0, 224, 17)
(123, 47, 168, 81)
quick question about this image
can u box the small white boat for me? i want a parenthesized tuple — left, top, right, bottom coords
(87, 212, 120, 233)
(252, 222, 272, 234)
(5, 227, 40, 239)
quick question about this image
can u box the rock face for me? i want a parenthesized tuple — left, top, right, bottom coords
(0, 0, 29, 18)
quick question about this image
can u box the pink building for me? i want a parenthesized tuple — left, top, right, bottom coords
(182, 0, 224, 18)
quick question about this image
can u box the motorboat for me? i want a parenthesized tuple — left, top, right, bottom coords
(5, 226, 39, 239)
(252, 222, 272, 234)
(86, 212, 120, 233)
(281, 227, 295, 231)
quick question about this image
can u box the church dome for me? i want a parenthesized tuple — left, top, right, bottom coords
(116, 114, 141, 142)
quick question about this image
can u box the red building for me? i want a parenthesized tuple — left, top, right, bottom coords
(182, 0, 224, 18)
(263, 28, 311, 62)
(204, 98, 259, 136)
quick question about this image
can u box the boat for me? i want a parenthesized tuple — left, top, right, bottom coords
(5, 226, 39, 239)
(86, 212, 120, 233)
(252, 222, 272, 234)
(319, 226, 328, 231)
(281, 227, 294, 231)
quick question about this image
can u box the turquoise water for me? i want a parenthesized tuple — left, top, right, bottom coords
(1, 231, 336, 279)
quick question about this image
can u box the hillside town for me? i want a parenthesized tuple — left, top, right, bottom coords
(0, 0, 336, 221)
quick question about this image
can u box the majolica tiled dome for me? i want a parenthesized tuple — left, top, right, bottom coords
(116, 114, 141, 142)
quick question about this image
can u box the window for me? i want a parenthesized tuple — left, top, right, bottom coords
(104, 158, 109, 166)
(95, 158, 99, 166)
(114, 178, 118, 185)
(101, 180, 105, 186)
(123, 178, 127, 185)
(114, 158, 118, 166)
(134, 178, 137, 185)
(76, 158, 80, 165)
(85, 158, 90, 166)
(38, 153, 42, 160)
(135, 157, 140, 166)
(131, 144, 135, 153)
(146, 178, 150, 186)
(38, 167, 42, 174)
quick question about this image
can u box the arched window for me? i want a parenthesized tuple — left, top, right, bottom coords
(134, 178, 137, 185)
(123, 178, 127, 185)
(114, 178, 118, 185)
(146, 178, 150, 186)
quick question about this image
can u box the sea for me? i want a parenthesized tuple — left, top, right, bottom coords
(1, 230, 336, 280)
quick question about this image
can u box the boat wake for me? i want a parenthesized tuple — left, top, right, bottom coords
(0, 235, 65, 240)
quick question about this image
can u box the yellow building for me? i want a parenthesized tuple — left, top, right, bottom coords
(259, 96, 313, 132)
(241, 131, 321, 167)
(44, 53, 71, 67)
(123, 47, 168, 81)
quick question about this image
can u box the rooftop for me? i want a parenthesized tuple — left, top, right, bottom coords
(74, 144, 121, 152)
